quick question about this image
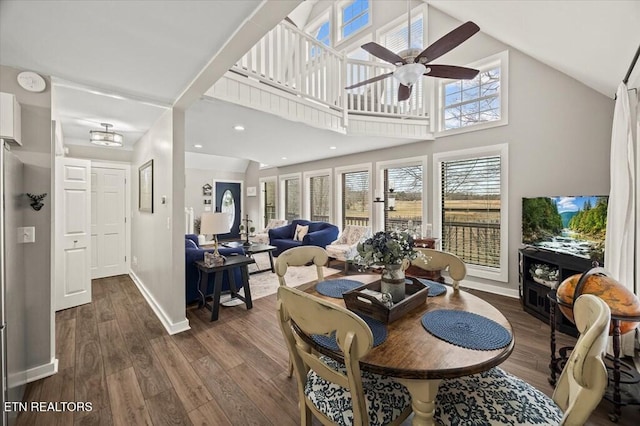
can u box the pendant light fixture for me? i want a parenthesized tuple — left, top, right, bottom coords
(90, 123, 123, 147)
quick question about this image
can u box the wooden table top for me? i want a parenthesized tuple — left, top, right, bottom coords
(304, 279, 515, 380)
(194, 255, 255, 272)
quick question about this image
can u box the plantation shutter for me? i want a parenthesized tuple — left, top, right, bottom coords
(310, 175, 330, 221)
(264, 181, 276, 227)
(284, 178, 300, 221)
(384, 165, 423, 232)
(441, 156, 501, 267)
(342, 171, 370, 229)
(379, 16, 423, 52)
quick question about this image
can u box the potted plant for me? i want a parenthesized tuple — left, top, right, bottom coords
(355, 231, 420, 302)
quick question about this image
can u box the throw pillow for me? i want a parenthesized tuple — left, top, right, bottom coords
(294, 224, 309, 241)
(337, 227, 351, 245)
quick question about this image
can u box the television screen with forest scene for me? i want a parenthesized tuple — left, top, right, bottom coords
(522, 196, 607, 264)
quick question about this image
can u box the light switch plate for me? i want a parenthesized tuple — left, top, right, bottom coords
(18, 226, 35, 243)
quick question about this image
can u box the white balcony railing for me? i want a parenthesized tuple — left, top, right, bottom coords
(231, 21, 429, 122)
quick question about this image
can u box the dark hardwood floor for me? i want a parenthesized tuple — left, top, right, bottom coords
(17, 273, 639, 425)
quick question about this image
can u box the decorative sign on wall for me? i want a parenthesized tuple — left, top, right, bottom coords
(246, 186, 257, 197)
(202, 183, 212, 196)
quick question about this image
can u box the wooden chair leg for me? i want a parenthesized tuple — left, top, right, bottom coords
(288, 357, 293, 378)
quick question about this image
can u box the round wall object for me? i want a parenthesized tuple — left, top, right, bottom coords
(17, 71, 46, 92)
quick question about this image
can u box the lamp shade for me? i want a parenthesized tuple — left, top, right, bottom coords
(393, 63, 427, 87)
(200, 212, 231, 235)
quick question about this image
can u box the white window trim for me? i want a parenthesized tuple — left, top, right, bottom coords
(436, 50, 509, 137)
(259, 175, 278, 228)
(343, 33, 373, 59)
(336, 0, 373, 45)
(375, 3, 428, 51)
(334, 162, 372, 232)
(305, 10, 332, 47)
(432, 143, 509, 282)
(375, 156, 428, 233)
(303, 169, 333, 222)
(279, 172, 302, 221)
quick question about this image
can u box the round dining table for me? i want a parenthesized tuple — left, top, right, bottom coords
(303, 277, 515, 426)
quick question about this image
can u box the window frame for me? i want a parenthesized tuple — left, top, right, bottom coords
(334, 163, 372, 231)
(303, 169, 333, 223)
(279, 172, 302, 222)
(336, 0, 372, 44)
(259, 176, 278, 229)
(432, 144, 509, 282)
(436, 50, 509, 137)
(375, 3, 427, 54)
(305, 11, 332, 48)
(375, 156, 428, 233)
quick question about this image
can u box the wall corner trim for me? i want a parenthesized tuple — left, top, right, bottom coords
(128, 271, 191, 335)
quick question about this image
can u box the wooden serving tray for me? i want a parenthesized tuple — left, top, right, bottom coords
(343, 277, 429, 324)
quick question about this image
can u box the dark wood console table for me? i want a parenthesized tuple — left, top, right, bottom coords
(547, 290, 640, 422)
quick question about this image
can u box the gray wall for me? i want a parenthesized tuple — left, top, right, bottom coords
(66, 144, 133, 163)
(249, 6, 614, 294)
(185, 168, 245, 223)
(0, 65, 55, 374)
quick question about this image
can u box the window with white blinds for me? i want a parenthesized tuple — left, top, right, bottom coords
(384, 165, 422, 233)
(310, 175, 330, 222)
(341, 171, 370, 229)
(284, 177, 300, 221)
(441, 155, 501, 268)
(263, 180, 276, 227)
(379, 14, 423, 53)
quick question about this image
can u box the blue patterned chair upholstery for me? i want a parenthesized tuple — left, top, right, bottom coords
(435, 294, 610, 425)
(277, 286, 412, 426)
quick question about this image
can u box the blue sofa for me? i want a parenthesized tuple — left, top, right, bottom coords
(268, 219, 339, 257)
(185, 234, 244, 305)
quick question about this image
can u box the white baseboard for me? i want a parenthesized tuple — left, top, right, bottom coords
(26, 358, 58, 383)
(128, 270, 191, 335)
(459, 277, 520, 299)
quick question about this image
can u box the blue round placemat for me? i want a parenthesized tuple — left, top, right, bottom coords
(312, 314, 387, 352)
(421, 310, 511, 350)
(416, 278, 447, 297)
(316, 279, 363, 298)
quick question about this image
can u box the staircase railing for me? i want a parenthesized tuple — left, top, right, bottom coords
(231, 20, 429, 122)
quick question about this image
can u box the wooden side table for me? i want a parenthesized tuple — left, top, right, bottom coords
(195, 255, 255, 321)
(547, 290, 640, 422)
(405, 238, 444, 283)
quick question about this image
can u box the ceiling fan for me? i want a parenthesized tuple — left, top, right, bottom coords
(345, 7, 481, 101)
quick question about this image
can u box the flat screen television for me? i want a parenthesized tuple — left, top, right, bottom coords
(522, 196, 607, 264)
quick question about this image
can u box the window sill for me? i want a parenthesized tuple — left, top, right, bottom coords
(436, 118, 508, 138)
(466, 264, 508, 283)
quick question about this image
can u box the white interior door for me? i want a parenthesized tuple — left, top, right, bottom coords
(55, 157, 91, 311)
(91, 167, 126, 279)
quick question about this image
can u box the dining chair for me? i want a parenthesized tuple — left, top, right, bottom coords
(411, 248, 467, 289)
(435, 294, 610, 425)
(277, 286, 412, 426)
(275, 246, 328, 287)
(276, 246, 329, 377)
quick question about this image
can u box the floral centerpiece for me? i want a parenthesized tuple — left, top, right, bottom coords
(355, 231, 420, 302)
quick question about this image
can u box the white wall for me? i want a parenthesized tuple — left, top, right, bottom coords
(0, 65, 56, 379)
(185, 168, 245, 222)
(131, 108, 188, 334)
(249, 6, 614, 296)
(66, 144, 133, 163)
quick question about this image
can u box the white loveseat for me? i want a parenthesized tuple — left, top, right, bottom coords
(250, 219, 288, 245)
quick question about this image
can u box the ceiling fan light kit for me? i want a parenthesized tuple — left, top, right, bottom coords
(90, 123, 123, 147)
(345, 2, 481, 102)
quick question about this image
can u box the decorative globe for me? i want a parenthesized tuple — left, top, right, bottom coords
(557, 273, 640, 335)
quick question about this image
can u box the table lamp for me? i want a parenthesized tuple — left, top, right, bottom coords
(200, 212, 231, 266)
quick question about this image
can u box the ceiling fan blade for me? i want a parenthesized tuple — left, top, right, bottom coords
(361, 42, 406, 65)
(398, 84, 412, 101)
(345, 72, 393, 90)
(414, 21, 480, 64)
(425, 65, 479, 80)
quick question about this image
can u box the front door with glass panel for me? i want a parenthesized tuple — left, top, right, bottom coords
(215, 181, 241, 240)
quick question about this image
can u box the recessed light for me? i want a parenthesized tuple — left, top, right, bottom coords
(194, 144, 203, 148)
(233, 125, 245, 131)
(281, 157, 287, 160)
(329, 146, 337, 150)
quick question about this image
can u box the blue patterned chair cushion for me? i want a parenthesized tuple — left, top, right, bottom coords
(304, 356, 411, 426)
(435, 367, 563, 426)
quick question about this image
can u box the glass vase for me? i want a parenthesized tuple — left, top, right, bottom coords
(381, 264, 405, 303)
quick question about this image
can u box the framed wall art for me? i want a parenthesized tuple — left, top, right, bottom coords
(139, 159, 154, 212)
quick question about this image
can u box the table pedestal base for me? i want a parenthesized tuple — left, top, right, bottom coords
(397, 378, 441, 426)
